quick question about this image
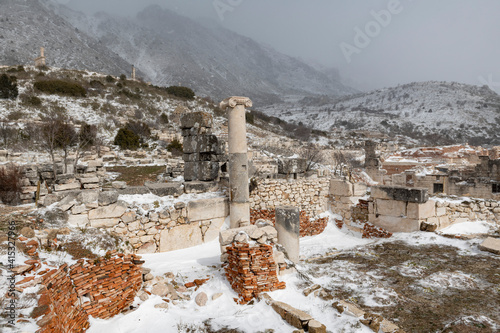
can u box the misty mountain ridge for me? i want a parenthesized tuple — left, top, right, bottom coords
(0, 0, 355, 106)
(262, 81, 500, 146)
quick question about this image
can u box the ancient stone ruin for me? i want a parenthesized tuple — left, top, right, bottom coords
(181, 111, 224, 184)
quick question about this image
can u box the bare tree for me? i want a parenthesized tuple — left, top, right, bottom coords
(55, 120, 77, 174)
(73, 123, 97, 172)
(40, 117, 62, 180)
(0, 119, 16, 149)
(300, 145, 324, 172)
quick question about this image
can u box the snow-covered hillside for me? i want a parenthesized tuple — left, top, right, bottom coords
(262, 82, 500, 146)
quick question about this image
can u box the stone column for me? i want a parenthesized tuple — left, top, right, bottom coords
(40, 47, 45, 58)
(132, 65, 136, 80)
(275, 206, 300, 264)
(220, 96, 252, 228)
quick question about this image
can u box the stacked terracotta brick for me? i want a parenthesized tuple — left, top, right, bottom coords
(33, 252, 144, 332)
(36, 264, 90, 333)
(250, 209, 328, 237)
(69, 253, 144, 319)
(225, 243, 286, 304)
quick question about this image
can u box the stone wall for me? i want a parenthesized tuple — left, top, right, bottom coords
(330, 180, 500, 233)
(18, 160, 105, 204)
(62, 191, 229, 254)
(181, 111, 224, 182)
(33, 252, 143, 332)
(250, 178, 330, 218)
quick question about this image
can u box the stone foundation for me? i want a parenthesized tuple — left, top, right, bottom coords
(250, 209, 328, 237)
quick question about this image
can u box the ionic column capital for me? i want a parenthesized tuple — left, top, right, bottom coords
(219, 96, 253, 109)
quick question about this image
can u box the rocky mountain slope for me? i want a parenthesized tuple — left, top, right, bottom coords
(262, 81, 500, 146)
(0, 0, 355, 106)
(0, 0, 136, 78)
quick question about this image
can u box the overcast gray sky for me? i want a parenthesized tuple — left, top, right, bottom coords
(64, 0, 500, 92)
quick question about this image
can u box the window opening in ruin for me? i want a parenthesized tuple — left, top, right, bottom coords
(493, 183, 500, 193)
(433, 183, 444, 194)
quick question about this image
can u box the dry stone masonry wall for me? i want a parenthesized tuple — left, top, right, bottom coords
(250, 178, 330, 218)
(63, 190, 229, 254)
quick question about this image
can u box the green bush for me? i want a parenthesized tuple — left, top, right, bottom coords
(105, 75, 115, 83)
(167, 138, 183, 157)
(34, 79, 87, 97)
(159, 113, 169, 124)
(245, 112, 254, 125)
(165, 86, 195, 100)
(0, 74, 18, 99)
(114, 128, 140, 150)
(126, 121, 151, 139)
(21, 95, 42, 107)
(120, 74, 127, 81)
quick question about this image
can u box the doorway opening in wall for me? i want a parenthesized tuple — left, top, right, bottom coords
(492, 183, 500, 194)
(433, 183, 444, 194)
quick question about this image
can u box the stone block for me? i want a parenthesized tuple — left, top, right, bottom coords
(478, 237, 500, 255)
(198, 161, 219, 181)
(80, 177, 99, 184)
(219, 225, 258, 246)
(183, 135, 221, 154)
(187, 197, 229, 222)
(112, 181, 127, 189)
(145, 182, 183, 197)
(407, 200, 436, 219)
(371, 186, 428, 203)
(77, 190, 99, 204)
(271, 301, 313, 329)
(98, 190, 119, 206)
(352, 183, 367, 196)
(203, 217, 226, 242)
(88, 160, 103, 168)
(117, 186, 151, 195)
(159, 223, 203, 252)
(88, 204, 126, 220)
(68, 214, 89, 228)
(54, 183, 81, 192)
(180, 111, 213, 129)
(329, 179, 353, 197)
(184, 181, 218, 194)
(184, 162, 199, 181)
(90, 218, 120, 228)
(371, 215, 420, 233)
(71, 204, 88, 215)
(375, 199, 406, 217)
(436, 206, 447, 217)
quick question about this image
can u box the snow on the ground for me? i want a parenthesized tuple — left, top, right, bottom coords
(3, 210, 494, 332)
(439, 221, 495, 235)
(118, 191, 225, 214)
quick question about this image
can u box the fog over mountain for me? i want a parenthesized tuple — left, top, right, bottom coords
(65, 0, 500, 93)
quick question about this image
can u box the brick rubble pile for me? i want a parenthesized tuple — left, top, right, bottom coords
(30, 252, 144, 332)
